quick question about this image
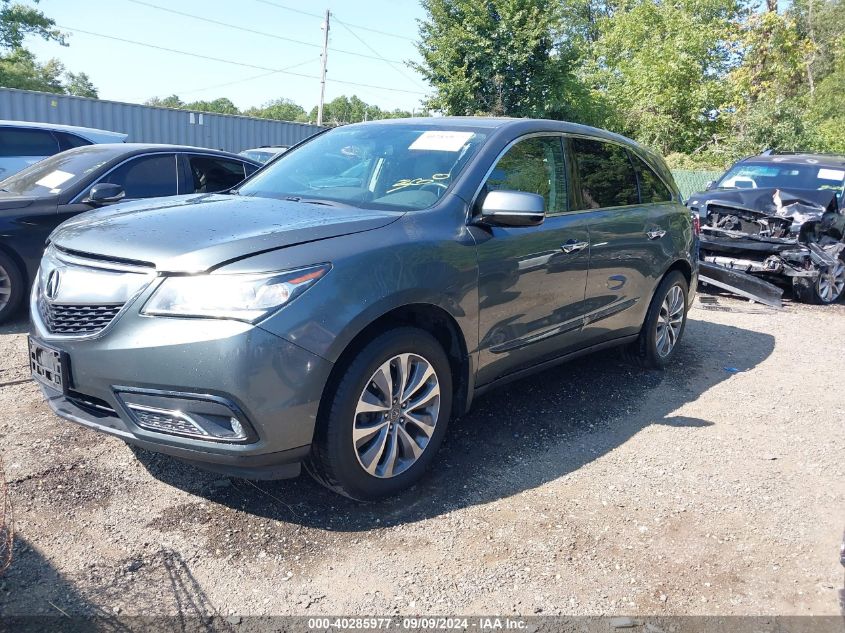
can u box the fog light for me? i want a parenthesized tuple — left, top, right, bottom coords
(116, 390, 255, 443)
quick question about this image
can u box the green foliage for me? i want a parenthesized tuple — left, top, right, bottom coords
(0, 0, 63, 50)
(582, 0, 744, 155)
(183, 97, 239, 115)
(0, 1, 99, 97)
(413, 0, 580, 118)
(64, 71, 97, 98)
(307, 95, 414, 125)
(245, 98, 307, 122)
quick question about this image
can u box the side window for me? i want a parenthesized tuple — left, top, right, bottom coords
(484, 136, 567, 213)
(187, 155, 248, 193)
(631, 153, 673, 203)
(570, 138, 639, 209)
(100, 154, 178, 198)
(55, 132, 92, 152)
(0, 127, 60, 157)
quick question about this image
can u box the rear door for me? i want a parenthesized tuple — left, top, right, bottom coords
(180, 154, 255, 194)
(568, 137, 657, 342)
(474, 134, 592, 385)
(0, 127, 61, 180)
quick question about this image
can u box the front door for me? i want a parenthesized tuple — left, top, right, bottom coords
(473, 135, 591, 386)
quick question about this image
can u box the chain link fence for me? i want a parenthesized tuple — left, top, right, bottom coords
(671, 169, 724, 201)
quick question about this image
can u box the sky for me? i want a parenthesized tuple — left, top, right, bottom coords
(26, 0, 430, 114)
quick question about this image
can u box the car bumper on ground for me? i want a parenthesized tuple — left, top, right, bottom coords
(30, 314, 334, 479)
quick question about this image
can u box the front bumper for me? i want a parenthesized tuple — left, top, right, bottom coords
(32, 312, 333, 479)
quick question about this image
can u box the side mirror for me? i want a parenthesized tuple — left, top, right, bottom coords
(478, 190, 545, 227)
(704, 180, 716, 191)
(86, 182, 125, 205)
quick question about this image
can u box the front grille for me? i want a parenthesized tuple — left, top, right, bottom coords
(38, 298, 124, 335)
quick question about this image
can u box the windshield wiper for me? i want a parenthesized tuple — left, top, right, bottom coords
(284, 195, 347, 207)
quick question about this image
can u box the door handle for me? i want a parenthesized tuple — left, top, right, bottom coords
(561, 240, 588, 254)
(646, 229, 667, 240)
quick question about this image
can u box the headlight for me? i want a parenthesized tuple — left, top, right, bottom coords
(141, 264, 330, 322)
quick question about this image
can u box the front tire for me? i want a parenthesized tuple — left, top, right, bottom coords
(624, 270, 689, 369)
(0, 251, 24, 325)
(792, 257, 845, 304)
(307, 327, 452, 501)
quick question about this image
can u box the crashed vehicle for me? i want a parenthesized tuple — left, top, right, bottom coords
(688, 153, 845, 306)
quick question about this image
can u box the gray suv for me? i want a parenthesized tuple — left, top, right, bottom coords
(29, 118, 697, 500)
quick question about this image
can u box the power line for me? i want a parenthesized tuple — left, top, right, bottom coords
(249, 0, 323, 20)
(58, 25, 427, 95)
(249, 0, 416, 42)
(127, 0, 406, 64)
(333, 16, 425, 90)
(180, 59, 318, 96)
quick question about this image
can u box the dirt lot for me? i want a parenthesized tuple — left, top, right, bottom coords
(0, 294, 843, 618)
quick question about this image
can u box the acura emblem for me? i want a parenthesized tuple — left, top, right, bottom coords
(45, 269, 61, 301)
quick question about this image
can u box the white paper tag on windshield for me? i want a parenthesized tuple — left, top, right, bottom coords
(35, 170, 74, 189)
(818, 168, 845, 181)
(409, 131, 474, 152)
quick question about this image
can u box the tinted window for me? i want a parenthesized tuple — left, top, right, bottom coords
(632, 154, 673, 203)
(55, 132, 92, 151)
(0, 127, 59, 157)
(187, 155, 247, 193)
(100, 154, 177, 198)
(570, 138, 638, 209)
(484, 136, 567, 213)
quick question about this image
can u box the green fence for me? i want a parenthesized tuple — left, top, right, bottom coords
(671, 169, 724, 200)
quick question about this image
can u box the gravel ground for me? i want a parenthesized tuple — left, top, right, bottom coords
(0, 294, 843, 618)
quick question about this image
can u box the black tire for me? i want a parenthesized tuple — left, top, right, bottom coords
(623, 270, 689, 369)
(306, 327, 453, 501)
(792, 257, 845, 304)
(0, 250, 24, 325)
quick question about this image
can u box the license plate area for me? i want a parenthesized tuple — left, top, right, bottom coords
(29, 337, 69, 393)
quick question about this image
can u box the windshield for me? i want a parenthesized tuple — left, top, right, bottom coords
(240, 149, 282, 163)
(238, 124, 489, 211)
(717, 161, 845, 198)
(0, 146, 120, 197)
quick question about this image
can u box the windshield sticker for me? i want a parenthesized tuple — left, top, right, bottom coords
(35, 170, 75, 190)
(409, 131, 474, 152)
(818, 168, 845, 181)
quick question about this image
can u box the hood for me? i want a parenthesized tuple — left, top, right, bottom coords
(688, 187, 839, 215)
(50, 194, 402, 273)
(0, 194, 45, 211)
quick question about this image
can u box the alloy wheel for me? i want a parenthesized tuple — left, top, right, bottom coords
(816, 261, 845, 303)
(0, 264, 11, 313)
(655, 284, 685, 358)
(353, 353, 441, 479)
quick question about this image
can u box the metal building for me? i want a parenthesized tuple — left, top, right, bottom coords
(0, 87, 324, 153)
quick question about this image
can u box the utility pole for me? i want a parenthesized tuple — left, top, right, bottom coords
(317, 9, 330, 126)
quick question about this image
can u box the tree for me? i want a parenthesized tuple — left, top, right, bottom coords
(581, 0, 746, 155)
(0, 0, 64, 50)
(245, 98, 307, 122)
(145, 95, 185, 109)
(183, 97, 239, 115)
(64, 71, 97, 98)
(413, 0, 579, 118)
(0, 1, 99, 97)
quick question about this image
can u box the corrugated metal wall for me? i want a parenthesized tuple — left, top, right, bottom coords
(0, 87, 324, 153)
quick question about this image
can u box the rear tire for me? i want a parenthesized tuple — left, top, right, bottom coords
(307, 327, 452, 501)
(623, 270, 689, 369)
(0, 251, 24, 325)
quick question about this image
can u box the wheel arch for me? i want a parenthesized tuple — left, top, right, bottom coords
(319, 302, 472, 423)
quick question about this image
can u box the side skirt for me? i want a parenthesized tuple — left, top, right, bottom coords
(472, 334, 639, 400)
